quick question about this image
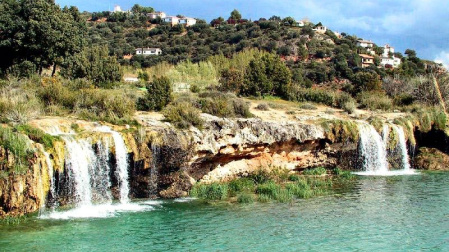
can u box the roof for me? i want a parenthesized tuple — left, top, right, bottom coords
(357, 39, 374, 44)
(136, 48, 161, 50)
(359, 54, 375, 59)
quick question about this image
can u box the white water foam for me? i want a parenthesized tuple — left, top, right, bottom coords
(392, 125, 411, 171)
(174, 197, 197, 203)
(357, 123, 389, 174)
(355, 123, 419, 176)
(39, 203, 153, 220)
(95, 126, 130, 203)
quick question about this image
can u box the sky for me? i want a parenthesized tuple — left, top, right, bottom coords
(56, 0, 449, 68)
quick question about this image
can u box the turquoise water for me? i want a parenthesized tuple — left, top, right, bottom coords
(1, 172, 448, 251)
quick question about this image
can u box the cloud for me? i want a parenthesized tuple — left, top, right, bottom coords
(435, 51, 449, 70)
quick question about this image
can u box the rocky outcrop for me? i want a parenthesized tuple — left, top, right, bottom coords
(415, 147, 449, 171)
(0, 111, 446, 217)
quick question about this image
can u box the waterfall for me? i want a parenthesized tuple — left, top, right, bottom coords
(90, 139, 113, 203)
(355, 122, 417, 176)
(392, 125, 411, 171)
(110, 131, 130, 203)
(357, 123, 389, 174)
(43, 151, 56, 208)
(63, 137, 96, 206)
(38, 125, 151, 219)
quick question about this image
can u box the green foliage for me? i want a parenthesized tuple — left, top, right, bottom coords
(197, 91, 253, 118)
(303, 167, 327, 175)
(15, 125, 60, 150)
(75, 89, 136, 122)
(357, 91, 393, 111)
(138, 76, 173, 111)
(321, 120, 360, 143)
(61, 45, 122, 85)
(291, 88, 336, 106)
(162, 102, 203, 129)
(241, 53, 292, 98)
(237, 193, 255, 203)
(0, 126, 33, 174)
(190, 183, 229, 200)
(0, 1, 86, 77)
(351, 71, 382, 94)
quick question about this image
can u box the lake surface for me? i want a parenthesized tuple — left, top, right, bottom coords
(1, 172, 448, 251)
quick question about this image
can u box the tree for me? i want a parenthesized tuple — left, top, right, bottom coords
(0, 0, 86, 77)
(405, 49, 417, 58)
(351, 71, 382, 93)
(229, 9, 242, 21)
(138, 76, 173, 111)
(241, 53, 292, 97)
(282, 17, 295, 26)
(219, 68, 244, 93)
(61, 45, 122, 85)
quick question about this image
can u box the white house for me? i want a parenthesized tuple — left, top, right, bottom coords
(294, 20, 305, 27)
(163, 16, 180, 26)
(380, 44, 401, 68)
(135, 48, 162, 56)
(147, 11, 166, 19)
(313, 25, 327, 34)
(382, 44, 394, 58)
(163, 16, 197, 27)
(179, 17, 197, 27)
(113, 5, 123, 13)
(357, 39, 374, 48)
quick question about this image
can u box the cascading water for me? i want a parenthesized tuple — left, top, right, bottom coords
(110, 131, 130, 203)
(39, 125, 147, 219)
(357, 123, 389, 174)
(355, 122, 417, 176)
(391, 125, 411, 171)
(63, 137, 96, 206)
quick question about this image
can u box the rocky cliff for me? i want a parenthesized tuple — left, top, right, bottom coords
(0, 108, 448, 217)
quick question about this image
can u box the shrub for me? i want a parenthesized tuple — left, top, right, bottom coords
(357, 91, 393, 111)
(15, 125, 60, 150)
(75, 89, 136, 122)
(0, 127, 33, 174)
(248, 169, 272, 184)
(303, 167, 327, 176)
(299, 103, 317, 110)
(190, 183, 229, 200)
(342, 100, 357, 114)
(228, 178, 255, 195)
(255, 103, 269, 111)
(292, 88, 335, 106)
(237, 193, 255, 203)
(137, 76, 173, 111)
(232, 99, 253, 118)
(162, 102, 203, 129)
(255, 182, 281, 198)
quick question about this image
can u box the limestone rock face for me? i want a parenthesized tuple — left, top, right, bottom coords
(415, 147, 449, 171)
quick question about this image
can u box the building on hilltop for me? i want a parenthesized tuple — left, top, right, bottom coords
(163, 16, 197, 27)
(380, 44, 401, 68)
(179, 17, 197, 26)
(147, 11, 166, 19)
(359, 54, 375, 68)
(356, 39, 375, 48)
(113, 5, 123, 13)
(135, 48, 162, 56)
(312, 25, 327, 34)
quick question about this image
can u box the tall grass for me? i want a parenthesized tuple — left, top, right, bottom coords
(190, 167, 346, 203)
(0, 126, 34, 174)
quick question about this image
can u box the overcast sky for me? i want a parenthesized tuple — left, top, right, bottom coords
(56, 0, 449, 68)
